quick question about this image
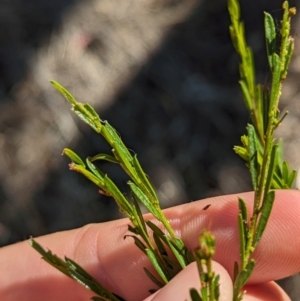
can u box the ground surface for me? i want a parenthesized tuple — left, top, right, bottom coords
(0, 0, 300, 299)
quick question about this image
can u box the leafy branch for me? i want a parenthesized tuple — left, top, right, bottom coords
(29, 238, 125, 301)
(31, 80, 197, 300)
(228, 0, 296, 299)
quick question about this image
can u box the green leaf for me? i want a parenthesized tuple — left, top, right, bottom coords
(161, 254, 182, 273)
(264, 12, 277, 70)
(238, 198, 248, 234)
(145, 220, 165, 239)
(82, 104, 101, 124)
(146, 220, 187, 268)
(143, 267, 165, 288)
(200, 287, 208, 301)
(29, 238, 70, 278)
(238, 214, 245, 264)
(146, 221, 180, 259)
(74, 104, 102, 133)
(51, 81, 103, 133)
(132, 155, 158, 200)
(239, 80, 253, 111)
(63, 148, 86, 167)
(127, 224, 138, 234)
(233, 145, 249, 161)
(145, 220, 187, 267)
(255, 84, 265, 139)
(65, 257, 125, 301)
(189, 288, 202, 301)
(233, 261, 239, 282)
(272, 171, 284, 189)
(50, 80, 77, 106)
(30, 239, 123, 301)
(86, 157, 105, 179)
(238, 197, 248, 266)
(229, 26, 238, 52)
(166, 237, 187, 269)
(124, 235, 147, 255)
(213, 274, 220, 300)
(228, 0, 240, 25)
(131, 194, 148, 238)
(103, 175, 133, 217)
(282, 161, 289, 183)
(233, 259, 255, 296)
(153, 231, 168, 257)
(275, 139, 284, 168)
(69, 163, 104, 187)
(262, 86, 270, 134)
(269, 53, 281, 111)
(101, 122, 133, 166)
(254, 191, 275, 247)
(91, 153, 121, 164)
(264, 144, 277, 193)
(247, 124, 258, 190)
(282, 37, 294, 80)
(128, 181, 159, 219)
(271, 140, 296, 188)
(184, 249, 195, 265)
(145, 248, 169, 284)
(287, 169, 296, 187)
(244, 46, 255, 90)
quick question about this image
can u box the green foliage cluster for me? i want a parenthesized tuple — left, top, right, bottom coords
(229, 0, 296, 299)
(30, 1, 297, 300)
(30, 78, 195, 299)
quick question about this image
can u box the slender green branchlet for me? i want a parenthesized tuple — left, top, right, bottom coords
(229, 0, 296, 299)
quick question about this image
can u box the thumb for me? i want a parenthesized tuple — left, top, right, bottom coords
(142, 261, 233, 301)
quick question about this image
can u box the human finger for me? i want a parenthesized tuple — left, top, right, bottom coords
(142, 261, 233, 301)
(1, 190, 300, 301)
(142, 263, 290, 301)
(243, 282, 291, 301)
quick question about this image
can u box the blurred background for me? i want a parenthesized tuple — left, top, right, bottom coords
(1, 0, 300, 298)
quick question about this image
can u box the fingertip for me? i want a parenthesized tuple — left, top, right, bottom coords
(145, 261, 232, 301)
(243, 281, 291, 301)
(170, 190, 300, 283)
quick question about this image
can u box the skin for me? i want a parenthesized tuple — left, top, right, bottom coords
(1, 190, 300, 301)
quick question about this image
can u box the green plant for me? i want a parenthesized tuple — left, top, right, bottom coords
(228, 0, 296, 299)
(30, 0, 296, 300)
